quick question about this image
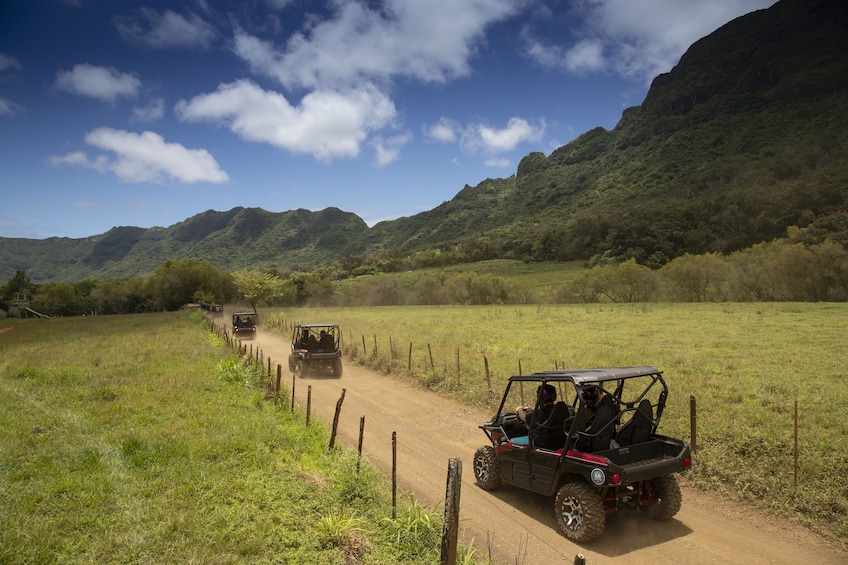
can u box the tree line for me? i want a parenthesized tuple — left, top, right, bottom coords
(2, 231, 847, 318)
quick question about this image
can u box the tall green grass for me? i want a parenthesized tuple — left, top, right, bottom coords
(0, 312, 471, 564)
(270, 303, 848, 544)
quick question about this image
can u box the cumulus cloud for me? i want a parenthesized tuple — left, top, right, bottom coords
(427, 116, 544, 155)
(475, 117, 544, 153)
(372, 132, 412, 166)
(114, 8, 217, 49)
(424, 118, 460, 143)
(175, 79, 397, 162)
(49, 128, 228, 184)
(525, 0, 776, 81)
(131, 98, 165, 122)
(0, 53, 23, 73)
(0, 97, 24, 116)
(54, 64, 142, 102)
(484, 157, 512, 168)
(232, 0, 524, 90)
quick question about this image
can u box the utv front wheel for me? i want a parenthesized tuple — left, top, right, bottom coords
(473, 446, 501, 491)
(555, 482, 605, 543)
(640, 474, 682, 521)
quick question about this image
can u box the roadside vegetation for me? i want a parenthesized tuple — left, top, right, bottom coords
(2, 223, 848, 321)
(267, 302, 848, 546)
(0, 312, 478, 564)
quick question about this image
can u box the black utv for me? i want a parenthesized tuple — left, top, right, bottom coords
(232, 312, 256, 339)
(288, 323, 343, 377)
(473, 366, 691, 543)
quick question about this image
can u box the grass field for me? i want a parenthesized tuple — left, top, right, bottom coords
(0, 312, 469, 564)
(268, 302, 848, 544)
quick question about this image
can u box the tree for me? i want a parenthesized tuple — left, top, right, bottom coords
(145, 259, 230, 311)
(660, 253, 728, 302)
(1, 270, 37, 309)
(232, 270, 288, 313)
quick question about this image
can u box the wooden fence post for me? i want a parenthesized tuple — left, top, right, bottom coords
(455, 347, 460, 385)
(428, 343, 434, 370)
(291, 374, 296, 413)
(408, 342, 413, 371)
(361, 334, 367, 357)
(328, 388, 346, 451)
(392, 431, 397, 519)
(357, 416, 365, 474)
(373, 334, 378, 358)
(518, 359, 522, 376)
(484, 355, 491, 392)
(794, 399, 798, 488)
(440, 458, 462, 565)
(690, 395, 697, 454)
(275, 364, 282, 405)
(306, 386, 312, 426)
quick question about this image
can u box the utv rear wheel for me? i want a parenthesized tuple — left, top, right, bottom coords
(555, 482, 605, 543)
(333, 358, 343, 377)
(640, 474, 682, 521)
(473, 446, 501, 491)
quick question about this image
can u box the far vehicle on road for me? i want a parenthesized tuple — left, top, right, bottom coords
(288, 323, 342, 377)
(473, 366, 691, 543)
(232, 312, 256, 339)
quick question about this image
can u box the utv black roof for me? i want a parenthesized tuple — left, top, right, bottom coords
(509, 366, 661, 385)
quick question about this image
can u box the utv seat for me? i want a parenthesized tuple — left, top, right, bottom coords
(576, 394, 617, 452)
(616, 399, 653, 446)
(533, 401, 573, 450)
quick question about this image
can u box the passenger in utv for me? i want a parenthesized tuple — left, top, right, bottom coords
(512, 384, 569, 447)
(318, 330, 334, 350)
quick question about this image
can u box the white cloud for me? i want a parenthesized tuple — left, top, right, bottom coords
(525, 0, 776, 82)
(266, 0, 295, 9)
(54, 64, 142, 102)
(131, 98, 165, 122)
(0, 53, 23, 73)
(424, 118, 460, 143)
(49, 128, 228, 184)
(466, 117, 545, 154)
(114, 8, 217, 49)
(175, 79, 397, 162)
(484, 157, 512, 168)
(372, 132, 412, 166)
(232, 0, 524, 90)
(426, 116, 544, 155)
(563, 39, 606, 74)
(0, 97, 24, 116)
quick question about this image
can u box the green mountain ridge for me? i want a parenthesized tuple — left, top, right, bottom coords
(2, 0, 847, 283)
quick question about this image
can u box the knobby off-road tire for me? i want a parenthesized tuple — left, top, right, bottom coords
(640, 474, 682, 521)
(473, 446, 502, 491)
(333, 358, 343, 378)
(555, 482, 606, 543)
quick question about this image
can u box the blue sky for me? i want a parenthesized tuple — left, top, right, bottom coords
(0, 0, 776, 240)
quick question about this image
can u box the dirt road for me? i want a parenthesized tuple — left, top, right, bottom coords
(247, 327, 846, 564)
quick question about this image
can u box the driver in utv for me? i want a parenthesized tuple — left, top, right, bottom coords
(511, 384, 570, 449)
